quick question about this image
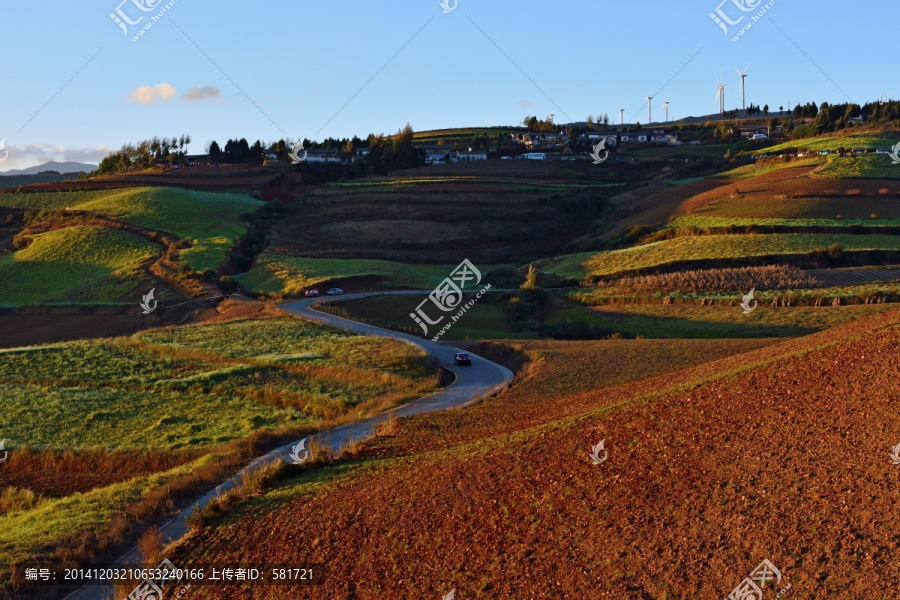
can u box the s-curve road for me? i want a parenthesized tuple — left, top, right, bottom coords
(64, 292, 513, 600)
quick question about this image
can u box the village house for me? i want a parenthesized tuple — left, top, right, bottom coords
(305, 149, 342, 163)
(619, 132, 648, 143)
(583, 131, 619, 146)
(456, 150, 487, 162)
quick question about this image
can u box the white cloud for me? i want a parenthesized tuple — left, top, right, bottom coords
(179, 85, 222, 102)
(517, 100, 535, 108)
(127, 83, 177, 105)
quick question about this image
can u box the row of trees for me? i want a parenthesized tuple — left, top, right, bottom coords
(97, 134, 191, 174)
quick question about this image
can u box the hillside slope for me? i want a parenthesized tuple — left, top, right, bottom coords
(166, 308, 900, 598)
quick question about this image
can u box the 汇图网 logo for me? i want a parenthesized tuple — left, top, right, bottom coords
(439, 0, 458, 13)
(589, 439, 608, 465)
(888, 141, 900, 165)
(890, 442, 900, 465)
(289, 438, 311, 465)
(289, 141, 307, 164)
(710, 0, 779, 42)
(590, 139, 610, 165)
(740, 288, 757, 314)
(410, 259, 491, 340)
(727, 559, 791, 600)
(139, 288, 158, 315)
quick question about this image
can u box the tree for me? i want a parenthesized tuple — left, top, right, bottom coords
(763, 104, 769, 116)
(209, 140, 222, 162)
(521, 264, 539, 290)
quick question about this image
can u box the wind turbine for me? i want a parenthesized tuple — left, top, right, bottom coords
(735, 64, 750, 112)
(645, 88, 653, 125)
(716, 76, 727, 116)
(618, 103, 626, 125)
(660, 91, 670, 123)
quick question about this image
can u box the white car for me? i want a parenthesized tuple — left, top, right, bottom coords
(326, 288, 344, 295)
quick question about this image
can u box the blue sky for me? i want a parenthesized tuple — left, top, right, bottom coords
(1, 0, 895, 169)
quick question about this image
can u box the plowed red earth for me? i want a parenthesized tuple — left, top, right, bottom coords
(168, 311, 900, 598)
(680, 165, 900, 214)
(0, 449, 198, 498)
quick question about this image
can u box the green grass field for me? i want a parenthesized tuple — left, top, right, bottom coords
(0, 318, 436, 450)
(759, 131, 896, 154)
(0, 226, 157, 306)
(0, 187, 262, 271)
(0, 455, 208, 570)
(543, 233, 900, 280)
(73, 187, 262, 271)
(814, 153, 900, 178)
(551, 302, 896, 338)
(715, 157, 823, 179)
(666, 216, 900, 229)
(687, 194, 900, 219)
(238, 255, 500, 294)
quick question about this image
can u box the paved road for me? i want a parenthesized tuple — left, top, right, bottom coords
(64, 292, 513, 600)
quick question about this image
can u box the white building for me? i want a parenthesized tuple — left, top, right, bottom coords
(620, 133, 648, 143)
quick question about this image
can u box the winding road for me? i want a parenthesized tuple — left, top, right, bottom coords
(64, 292, 513, 600)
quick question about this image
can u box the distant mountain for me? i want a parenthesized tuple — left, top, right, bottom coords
(0, 161, 97, 176)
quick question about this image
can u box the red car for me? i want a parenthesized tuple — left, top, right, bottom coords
(304, 289, 320, 297)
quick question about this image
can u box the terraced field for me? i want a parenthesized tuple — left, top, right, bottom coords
(0, 187, 262, 271)
(0, 317, 436, 450)
(543, 233, 900, 280)
(163, 309, 900, 598)
(0, 316, 436, 579)
(550, 302, 897, 338)
(237, 255, 479, 294)
(0, 226, 157, 305)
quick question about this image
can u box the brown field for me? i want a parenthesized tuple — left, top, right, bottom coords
(163, 308, 900, 599)
(264, 158, 714, 264)
(273, 184, 613, 264)
(680, 166, 900, 217)
(0, 448, 199, 498)
(1, 165, 278, 193)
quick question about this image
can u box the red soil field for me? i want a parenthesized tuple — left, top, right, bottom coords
(680, 165, 900, 215)
(164, 311, 900, 598)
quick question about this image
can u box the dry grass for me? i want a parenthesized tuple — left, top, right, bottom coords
(608, 265, 820, 293)
(0, 487, 45, 514)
